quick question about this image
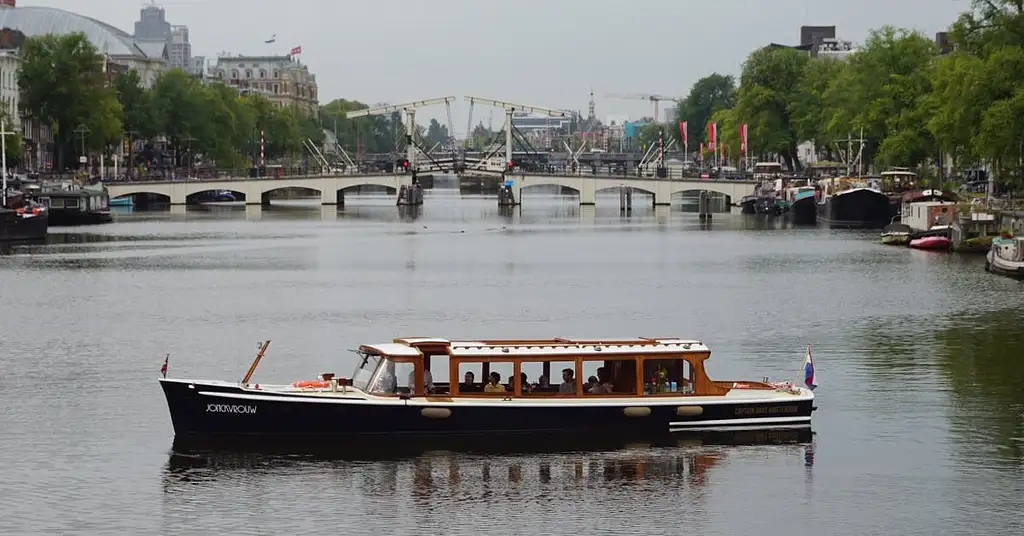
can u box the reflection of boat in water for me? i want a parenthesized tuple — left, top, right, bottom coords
(985, 236, 1024, 279)
(169, 427, 814, 461)
(160, 337, 815, 450)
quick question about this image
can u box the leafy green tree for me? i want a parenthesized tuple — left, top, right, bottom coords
(150, 69, 208, 166)
(114, 69, 156, 139)
(675, 74, 735, 149)
(820, 27, 937, 169)
(733, 46, 809, 170)
(788, 57, 846, 160)
(0, 109, 22, 167)
(17, 32, 118, 169)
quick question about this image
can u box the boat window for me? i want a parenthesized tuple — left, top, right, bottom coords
(581, 358, 637, 395)
(65, 198, 80, 209)
(643, 359, 693, 394)
(457, 361, 514, 394)
(350, 351, 380, 390)
(367, 359, 414, 395)
(520, 360, 576, 395)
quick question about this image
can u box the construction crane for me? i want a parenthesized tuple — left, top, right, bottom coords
(346, 96, 457, 171)
(605, 93, 679, 124)
(464, 96, 571, 173)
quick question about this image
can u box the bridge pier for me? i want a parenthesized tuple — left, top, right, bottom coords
(619, 186, 632, 213)
(698, 190, 713, 221)
(320, 188, 343, 207)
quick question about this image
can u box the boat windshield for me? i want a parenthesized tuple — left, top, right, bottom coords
(351, 351, 381, 390)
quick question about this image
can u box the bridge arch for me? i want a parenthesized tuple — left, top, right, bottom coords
(184, 189, 247, 204)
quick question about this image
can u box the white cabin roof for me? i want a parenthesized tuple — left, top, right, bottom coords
(360, 343, 423, 357)
(395, 337, 450, 345)
(450, 341, 709, 358)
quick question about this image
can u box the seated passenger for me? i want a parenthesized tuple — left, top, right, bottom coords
(588, 367, 614, 394)
(484, 371, 506, 393)
(461, 371, 477, 392)
(559, 368, 576, 393)
(408, 368, 435, 394)
(520, 372, 531, 392)
(584, 375, 598, 393)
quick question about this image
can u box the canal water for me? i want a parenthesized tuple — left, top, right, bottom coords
(0, 190, 1020, 536)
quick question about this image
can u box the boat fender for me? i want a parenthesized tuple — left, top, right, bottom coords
(676, 406, 704, 417)
(622, 407, 651, 418)
(420, 407, 451, 419)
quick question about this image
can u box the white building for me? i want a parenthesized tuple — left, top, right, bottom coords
(210, 54, 319, 117)
(168, 25, 191, 72)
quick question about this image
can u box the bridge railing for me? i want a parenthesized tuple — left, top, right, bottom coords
(100, 166, 403, 183)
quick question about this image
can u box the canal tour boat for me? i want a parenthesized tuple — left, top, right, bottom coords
(985, 236, 1024, 279)
(159, 337, 817, 445)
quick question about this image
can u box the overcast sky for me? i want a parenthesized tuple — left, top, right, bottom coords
(24, 0, 969, 130)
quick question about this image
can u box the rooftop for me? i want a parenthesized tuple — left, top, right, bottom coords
(0, 6, 164, 59)
(362, 337, 710, 358)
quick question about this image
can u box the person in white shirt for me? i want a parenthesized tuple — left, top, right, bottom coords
(408, 368, 434, 393)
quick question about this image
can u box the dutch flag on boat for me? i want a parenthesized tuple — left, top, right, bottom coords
(803, 345, 817, 391)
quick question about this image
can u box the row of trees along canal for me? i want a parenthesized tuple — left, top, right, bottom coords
(631, 0, 1023, 193)
(15, 33, 454, 174)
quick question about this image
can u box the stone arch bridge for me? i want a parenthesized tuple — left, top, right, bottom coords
(104, 173, 758, 207)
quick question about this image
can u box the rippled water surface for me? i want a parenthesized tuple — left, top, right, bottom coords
(1, 191, 1021, 536)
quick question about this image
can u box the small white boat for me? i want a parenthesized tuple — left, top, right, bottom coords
(985, 236, 1024, 279)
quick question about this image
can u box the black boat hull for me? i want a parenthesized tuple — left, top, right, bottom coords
(739, 196, 757, 214)
(789, 196, 816, 225)
(0, 211, 48, 241)
(817, 189, 892, 228)
(47, 209, 113, 226)
(161, 379, 813, 443)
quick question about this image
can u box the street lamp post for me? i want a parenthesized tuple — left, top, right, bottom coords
(181, 134, 196, 178)
(125, 129, 139, 179)
(73, 124, 91, 177)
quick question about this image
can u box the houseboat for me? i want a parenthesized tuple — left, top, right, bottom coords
(902, 200, 957, 251)
(786, 183, 817, 225)
(160, 337, 816, 446)
(30, 184, 113, 226)
(880, 168, 919, 215)
(816, 176, 892, 228)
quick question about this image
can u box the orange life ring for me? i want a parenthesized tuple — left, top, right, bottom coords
(291, 380, 330, 388)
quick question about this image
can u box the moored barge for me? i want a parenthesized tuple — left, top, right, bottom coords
(160, 337, 816, 446)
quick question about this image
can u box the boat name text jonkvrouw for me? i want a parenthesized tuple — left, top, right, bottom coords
(206, 403, 257, 414)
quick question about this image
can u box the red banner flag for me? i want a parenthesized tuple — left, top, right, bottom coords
(290, 46, 302, 55)
(740, 124, 748, 153)
(679, 121, 688, 145)
(707, 122, 718, 151)
(160, 353, 169, 378)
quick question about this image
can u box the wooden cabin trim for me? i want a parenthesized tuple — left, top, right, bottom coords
(513, 361, 522, 397)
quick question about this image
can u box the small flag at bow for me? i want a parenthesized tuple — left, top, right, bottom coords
(803, 345, 816, 391)
(160, 354, 169, 378)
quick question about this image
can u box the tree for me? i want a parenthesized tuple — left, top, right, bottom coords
(150, 69, 209, 166)
(114, 70, 156, 140)
(17, 32, 116, 169)
(820, 27, 937, 169)
(675, 74, 735, 149)
(0, 109, 22, 167)
(424, 118, 450, 149)
(788, 57, 847, 160)
(733, 46, 809, 170)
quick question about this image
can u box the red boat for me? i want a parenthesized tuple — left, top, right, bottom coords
(909, 235, 951, 251)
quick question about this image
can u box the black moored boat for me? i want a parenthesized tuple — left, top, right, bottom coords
(1, 191, 48, 242)
(816, 178, 891, 228)
(160, 337, 815, 446)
